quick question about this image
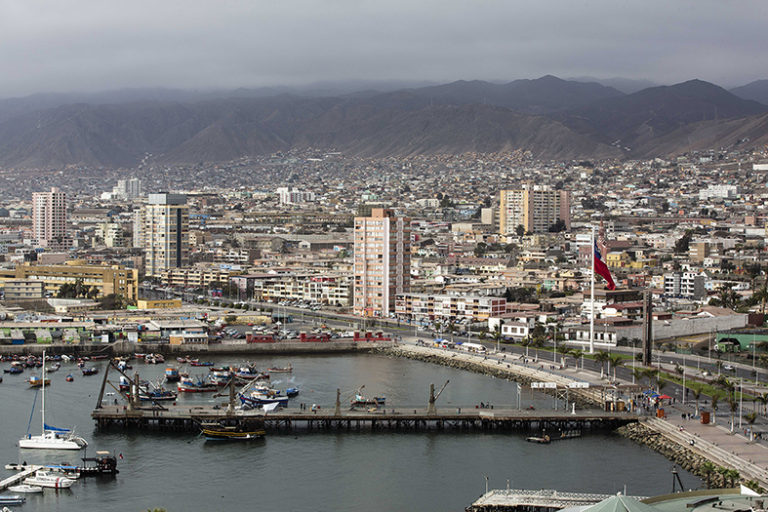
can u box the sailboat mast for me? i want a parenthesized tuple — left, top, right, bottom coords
(41, 350, 46, 434)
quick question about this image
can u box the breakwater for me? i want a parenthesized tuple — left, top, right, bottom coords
(381, 345, 603, 408)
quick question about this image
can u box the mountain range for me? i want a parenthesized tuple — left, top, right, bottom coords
(1, 76, 768, 169)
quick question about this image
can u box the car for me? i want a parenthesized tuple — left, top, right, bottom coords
(723, 364, 734, 371)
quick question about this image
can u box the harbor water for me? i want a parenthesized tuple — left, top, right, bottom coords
(0, 353, 701, 511)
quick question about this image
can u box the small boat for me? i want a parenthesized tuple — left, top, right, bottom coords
(47, 362, 61, 373)
(90, 355, 110, 361)
(200, 422, 265, 441)
(139, 388, 178, 401)
(238, 393, 289, 408)
(164, 367, 180, 382)
(81, 367, 98, 376)
(210, 370, 234, 386)
(118, 376, 130, 392)
(0, 495, 25, 505)
(350, 386, 385, 408)
(4, 363, 24, 374)
(526, 434, 551, 444)
(28, 376, 51, 388)
(177, 376, 217, 393)
(234, 367, 263, 380)
(285, 387, 299, 398)
(190, 360, 213, 367)
(8, 484, 43, 493)
(176, 356, 189, 364)
(24, 470, 76, 489)
(65, 374, 74, 382)
(267, 364, 292, 373)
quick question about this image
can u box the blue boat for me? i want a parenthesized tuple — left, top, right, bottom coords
(285, 387, 299, 398)
(238, 393, 289, 408)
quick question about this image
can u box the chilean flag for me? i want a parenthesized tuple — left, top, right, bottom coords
(594, 242, 616, 290)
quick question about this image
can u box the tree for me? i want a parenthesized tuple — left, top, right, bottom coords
(594, 351, 610, 379)
(569, 348, 584, 370)
(691, 388, 701, 417)
(99, 294, 127, 310)
(608, 354, 624, 382)
(711, 395, 719, 424)
(515, 225, 525, 237)
(548, 219, 567, 233)
(700, 461, 716, 488)
(674, 230, 693, 254)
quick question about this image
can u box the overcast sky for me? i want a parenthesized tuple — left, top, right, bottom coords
(0, 0, 766, 97)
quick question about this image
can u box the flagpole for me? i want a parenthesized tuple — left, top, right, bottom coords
(589, 225, 595, 354)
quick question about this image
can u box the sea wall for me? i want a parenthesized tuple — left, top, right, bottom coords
(616, 422, 729, 488)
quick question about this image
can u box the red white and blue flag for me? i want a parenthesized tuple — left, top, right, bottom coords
(594, 242, 616, 290)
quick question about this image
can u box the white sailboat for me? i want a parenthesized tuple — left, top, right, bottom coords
(19, 351, 87, 450)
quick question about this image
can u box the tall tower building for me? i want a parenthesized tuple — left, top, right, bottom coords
(32, 187, 70, 250)
(499, 185, 570, 235)
(353, 208, 410, 317)
(143, 193, 189, 276)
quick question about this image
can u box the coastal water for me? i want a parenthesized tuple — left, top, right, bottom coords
(0, 353, 701, 511)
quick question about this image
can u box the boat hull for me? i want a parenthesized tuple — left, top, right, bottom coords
(202, 428, 266, 441)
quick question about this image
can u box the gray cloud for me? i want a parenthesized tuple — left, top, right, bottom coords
(0, 0, 765, 97)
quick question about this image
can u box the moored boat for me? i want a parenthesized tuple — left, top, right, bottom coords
(267, 364, 292, 373)
(24, 470, 76, 489)
(200, 422, 265, 441)
(65, 374, 74, 382)
(285, 387, 300, 398)
(29, 375, 51, 387)
(0, 495, 25, 505)
(138, 388, 178, 401)
(164, 367, 180, 382)
(81, 367, 98, 376)
(177, 375, 217, 393)
(8, 484, 43, 493)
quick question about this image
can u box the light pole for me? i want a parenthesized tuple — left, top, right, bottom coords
(484, 475, 489, 495)
(739, 378, 743, 430)
(682, 352, 686, 406)
(632, 340, 636, 385)
(553, 324, 558, 363)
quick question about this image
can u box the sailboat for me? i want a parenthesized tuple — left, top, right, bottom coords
(19, 351, 88, 450)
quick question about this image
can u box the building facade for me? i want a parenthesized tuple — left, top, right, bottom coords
(353, 208, 410, 316)
(32, 187, 70, 250)
(395, 293, 506, 323)
(142, 194, 189, 276)
(499, 186, 571, 235)
(0, 262, 138, 302)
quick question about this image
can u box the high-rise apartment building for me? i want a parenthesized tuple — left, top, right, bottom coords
(499, 185, 571, 235)
(353, 208, 410, 317)
(32, 187, 70, 250)
(113, 178, 143, 200)
(142, 193, 189, 276)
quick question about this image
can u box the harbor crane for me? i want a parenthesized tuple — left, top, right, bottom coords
(427, 380, 449, 415)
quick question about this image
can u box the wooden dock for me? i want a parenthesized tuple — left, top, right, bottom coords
(92, 404, 637, 434)
(0, 466, 38, 492)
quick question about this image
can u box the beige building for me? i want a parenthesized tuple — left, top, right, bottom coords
(353, 208, 410, 317)
(499, 186, 571, 235)
(0, 261, 138, 302)
(3, 280, 45, 300)
(141, 194, 189, 276)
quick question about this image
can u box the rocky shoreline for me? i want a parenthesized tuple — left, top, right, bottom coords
(616, 422, 732, 488)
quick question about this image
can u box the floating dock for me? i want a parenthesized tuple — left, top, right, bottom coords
(0, 466, 38, 492)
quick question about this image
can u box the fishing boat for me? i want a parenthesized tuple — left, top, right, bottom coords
(200, 421, 265, 441)
(285, 387, 300, 398)
(350, 386, 385, 408)
(190, 360, 213, 367)
(210, 370, 234, 386)
(238, 392, 289, 408)
(234, 367, 264, 380)
(164, 367, 180, 382)
(24, 470, 76, 489)
(176, 356, 189, 363)
(8, 484, 43, 493)
(177, 375, 217, 393)
(81, 367, 98, 376)
(138, 388, 178, 401)
(4, 362, 23, 374)
(19, 351, 88, 451)
(28, 375, 51, 387)
(0, 495, 25, 505)
(118, 376, 130, 392)
(267, 364, 292, 373)
(47, 362, 61, 373)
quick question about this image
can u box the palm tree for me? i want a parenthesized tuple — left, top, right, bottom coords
(557, 345, 571, 367)
(569, 349, 584, 370)
(595, 351, 610, 379)
(530, 337, 545, 361)
(491, 324, 503, 352)
(715, 466, 729, 488)
(700, 461, 716, 488)
(691, 388, 702, 417)
(608, 354, 624, 382)
(726, 396, 738, 433)
(725, 468, 740, 488)
(711, 395, 719, 425)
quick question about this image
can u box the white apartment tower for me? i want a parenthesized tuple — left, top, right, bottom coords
(113, 178, 143, 200)
(32, 187, 70, 250)
(353, 208, 410, 317)
(142, 193, 189, 276)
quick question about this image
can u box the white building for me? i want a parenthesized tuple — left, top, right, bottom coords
(276, 187, 316, 205)
(32, 187, 70, 250)
(698, 184, 738, 200)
